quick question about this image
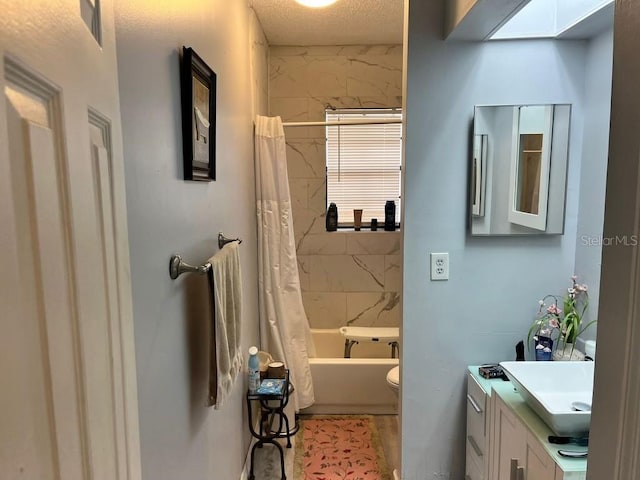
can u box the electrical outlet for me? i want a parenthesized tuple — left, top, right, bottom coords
(430, 252, 449, 281)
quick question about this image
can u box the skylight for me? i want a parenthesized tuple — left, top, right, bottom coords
(491, 0, 613, 40)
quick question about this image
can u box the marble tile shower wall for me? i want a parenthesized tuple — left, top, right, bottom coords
(268, 45, 403, 330)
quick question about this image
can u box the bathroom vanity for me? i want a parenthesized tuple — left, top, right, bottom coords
(466, 367, 587, 480)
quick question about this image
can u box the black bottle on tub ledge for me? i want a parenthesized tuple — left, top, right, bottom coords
(384, 201, 396, 231)
(326, 202, 338, 231)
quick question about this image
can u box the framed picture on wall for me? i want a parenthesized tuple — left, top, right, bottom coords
(180, 46, 216, 181)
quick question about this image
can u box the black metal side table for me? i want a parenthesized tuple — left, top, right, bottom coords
(246, 370, 298, 480)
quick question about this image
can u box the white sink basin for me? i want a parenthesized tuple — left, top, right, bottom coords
(500, 361, 594, 435)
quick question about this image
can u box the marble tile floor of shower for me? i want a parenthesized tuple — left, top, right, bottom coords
(250, 415, 399, 480)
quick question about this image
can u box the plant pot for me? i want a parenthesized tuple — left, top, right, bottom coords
(553, 343, 585, 361)
(534, 336, 553, 361)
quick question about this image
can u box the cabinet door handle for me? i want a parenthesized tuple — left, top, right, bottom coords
(510, 458, 519, 480)
(516, 466, 525, 480)
(467, 393, 483, 414)
(467, 435, 483, 457)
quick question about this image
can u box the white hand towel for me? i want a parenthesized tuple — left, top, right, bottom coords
(207, 242, 243, 408)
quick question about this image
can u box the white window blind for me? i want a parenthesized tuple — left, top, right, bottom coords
(326, 109, 402, 226)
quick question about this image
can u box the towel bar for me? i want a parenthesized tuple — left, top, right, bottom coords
(169, 255, 211, 280)
(218, 232, 242, 249)
(169, 232, 242, 280)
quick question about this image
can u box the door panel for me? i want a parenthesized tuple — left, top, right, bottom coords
(0, 1, 141, 479)
(524, 433, 556, 480)
(3, 66, 87, 480)
(26, 120, 88, 480)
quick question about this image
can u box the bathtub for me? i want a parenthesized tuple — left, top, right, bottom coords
(302, 328, 399, 415)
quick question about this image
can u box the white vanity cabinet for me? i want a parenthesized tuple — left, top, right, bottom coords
(467, 368, 587, 480)
(491, 391, 558, 480)
(465, 373, 489, 480)
(491, 390, 526, 480)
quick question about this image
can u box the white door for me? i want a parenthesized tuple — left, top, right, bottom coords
(0, 2, 141, 479)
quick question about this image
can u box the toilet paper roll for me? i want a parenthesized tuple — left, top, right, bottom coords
(257, 351, 274, 372)
(267, 361, 285, 379)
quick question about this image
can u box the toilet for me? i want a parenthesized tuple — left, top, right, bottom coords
(386, 365, 400, 394)
(385, 366, 401, 480)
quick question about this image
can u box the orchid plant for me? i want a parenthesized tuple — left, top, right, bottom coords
(527, 275, 597, 356)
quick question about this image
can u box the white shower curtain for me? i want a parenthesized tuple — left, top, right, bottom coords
(254, 115, 315, 410)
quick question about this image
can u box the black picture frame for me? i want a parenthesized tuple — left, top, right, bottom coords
(180, 46, 216, 181)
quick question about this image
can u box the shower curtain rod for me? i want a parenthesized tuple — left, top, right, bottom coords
(281, 118, 402, 127)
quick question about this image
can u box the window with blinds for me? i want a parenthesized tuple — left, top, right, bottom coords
(326, 109, 402, 227)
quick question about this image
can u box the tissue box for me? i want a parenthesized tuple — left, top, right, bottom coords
(479, 364, 505, 379)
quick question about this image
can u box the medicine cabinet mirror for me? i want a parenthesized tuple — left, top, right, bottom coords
(470, 104, 571, 236)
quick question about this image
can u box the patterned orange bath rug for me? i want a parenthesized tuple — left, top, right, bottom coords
(294, 415, 392, 480)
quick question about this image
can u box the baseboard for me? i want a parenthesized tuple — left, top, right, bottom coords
(239, 417, 262, 480)
(239, 459, 249, 480)
(301, 403, 398, 415)
(239, 438, 255, 480)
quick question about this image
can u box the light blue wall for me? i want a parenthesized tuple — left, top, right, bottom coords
(402, 2, 605, 478)
(115, 2, 266, 479)
(573, 29, 614, 344)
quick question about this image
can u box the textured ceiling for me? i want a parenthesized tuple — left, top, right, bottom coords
(249, 0, 404, 46)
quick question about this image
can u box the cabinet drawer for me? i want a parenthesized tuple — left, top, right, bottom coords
(467, 373, 487, 454)
(465, 438, 484, 480)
